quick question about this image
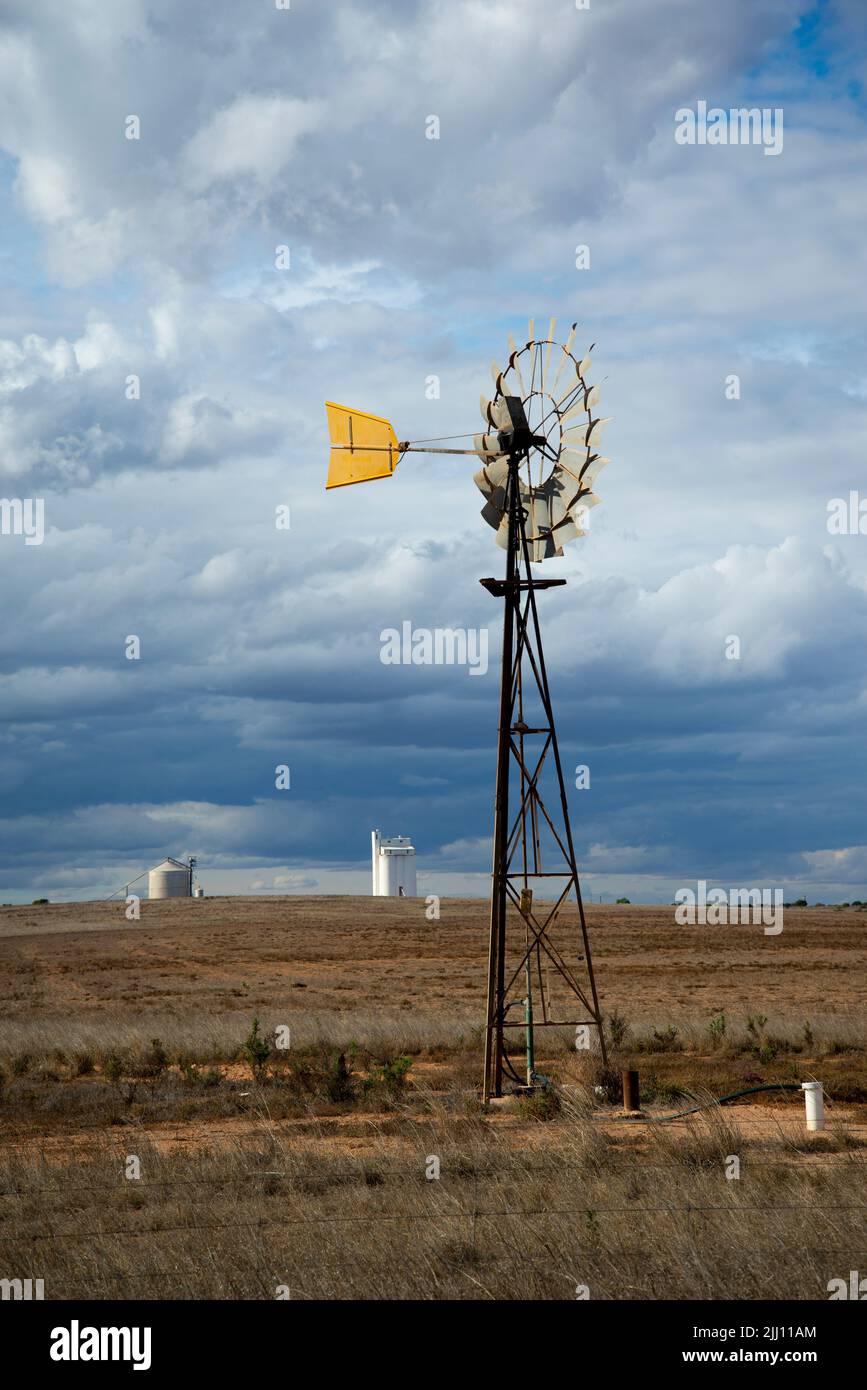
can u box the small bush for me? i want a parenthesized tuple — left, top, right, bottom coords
(73, 1051, 95, 1077)
(708, 1011, 727, 1047)
(241, 1018, 271, 1083)
(179, 1058, 221, 1088)
(518, 1085, 561, 1121)
(365, 1054, 413, 1097)
(591, 1065, 622, 1105)
(641, 1075, 688, 1106)
(104, 1054, 124, 1086)
(606, 1009, 629, 1050)
(103, 1052, 138, 1106)
(135, 1038, 169, 1082)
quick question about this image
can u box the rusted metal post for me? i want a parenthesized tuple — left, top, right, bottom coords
(622, 1069, 640, 1111)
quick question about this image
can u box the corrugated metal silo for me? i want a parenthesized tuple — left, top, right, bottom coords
(148, 857, 191, 900)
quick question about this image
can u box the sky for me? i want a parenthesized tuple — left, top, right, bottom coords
(0, 0, 866, 905)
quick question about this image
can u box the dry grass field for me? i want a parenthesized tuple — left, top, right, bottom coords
(1, 895, 865, 1300)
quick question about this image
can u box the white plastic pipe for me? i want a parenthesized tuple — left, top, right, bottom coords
(802, 1081, 825, 1131)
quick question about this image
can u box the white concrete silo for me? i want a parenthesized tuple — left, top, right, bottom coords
(148, 857, 192, 900)
(371, 829, 417, 897)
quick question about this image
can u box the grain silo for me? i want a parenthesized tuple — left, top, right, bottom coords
(371, 829, 417, 897)
(148, 857, 192, 900)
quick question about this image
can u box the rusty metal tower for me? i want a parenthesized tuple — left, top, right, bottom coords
(478, 412, 608, 1100)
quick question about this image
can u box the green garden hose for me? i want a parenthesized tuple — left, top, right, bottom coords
(614, 1081, 805, 1123)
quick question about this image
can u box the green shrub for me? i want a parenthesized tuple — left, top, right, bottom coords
(518, 1085, 561, 1121)
(104, 1053, 124, 1086)
(708, 1011, 727, 1046)
(241, 1017, 271, 1083)
(365, 1054, 413, 1096)
(606, 1009, 629, 1049)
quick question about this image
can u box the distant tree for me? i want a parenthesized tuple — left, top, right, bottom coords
(616, 897, 630, 904)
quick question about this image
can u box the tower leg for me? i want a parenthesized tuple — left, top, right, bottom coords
(483, 461, 519, 1101)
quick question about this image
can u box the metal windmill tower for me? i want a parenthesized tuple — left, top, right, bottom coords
(325, 319, 610, 1099)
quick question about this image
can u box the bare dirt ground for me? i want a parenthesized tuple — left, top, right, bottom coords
(1, 896, 865, 1299)
(2, 894, 865, 1023)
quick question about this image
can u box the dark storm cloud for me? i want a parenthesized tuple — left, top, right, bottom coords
(0, 0, 865, 900)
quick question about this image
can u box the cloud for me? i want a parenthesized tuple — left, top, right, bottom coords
(0, 0, 865, 902)
(183, 95, 323, 190)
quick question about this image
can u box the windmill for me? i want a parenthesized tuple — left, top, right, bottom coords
(325, 319, 610, 1099)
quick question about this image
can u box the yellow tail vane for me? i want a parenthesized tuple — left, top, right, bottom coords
(325, 402, 403, 489)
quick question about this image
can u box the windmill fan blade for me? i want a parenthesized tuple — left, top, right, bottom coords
(549, 326, 577, 400)
(526, 317, 535, 345)
(551, 516, 583, 543)
(566, 494, 600, 532)
(578, 355, 592, 377)
(561, 424, 591, 448)
(556, 373, 585, 409)
(580, 455, 611, 488)
(556, 449, 590, 482)
(560, 385, 600, 424)
(480, 394, 493, 424)
(473, 433, 502, 459)
(509, 346, 528, 399)
(490, 361, 505, 389)
(543, 318, 556, 382)
(474, 457, 509, 498)
(563, 417, 610, 450)
(586, 417, 611, 449)
(481, 500, 505, 531)
(522, 490, 548, 531)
